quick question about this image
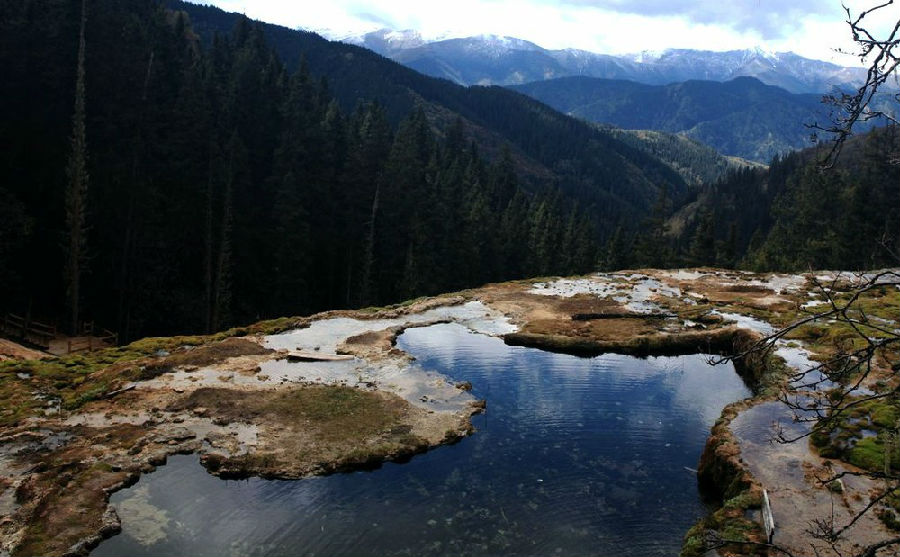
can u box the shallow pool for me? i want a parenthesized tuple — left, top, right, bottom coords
(93, 323, 750, 557)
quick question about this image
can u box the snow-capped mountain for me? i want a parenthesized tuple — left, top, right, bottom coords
(333, 30, 868, 94)
(336, 28, 429, 55)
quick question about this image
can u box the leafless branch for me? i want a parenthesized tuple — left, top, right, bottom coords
(709, 266, 899, 556)
(808, 2, 900, 167)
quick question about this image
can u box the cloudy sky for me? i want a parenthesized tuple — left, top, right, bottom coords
(199, 0, 898, 65)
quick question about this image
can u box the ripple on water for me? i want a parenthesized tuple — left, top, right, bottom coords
(94, 323, 750, 557)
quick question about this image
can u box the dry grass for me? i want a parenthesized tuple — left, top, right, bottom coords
(163, 338, 273, 368)
(168, 386, 433, 478)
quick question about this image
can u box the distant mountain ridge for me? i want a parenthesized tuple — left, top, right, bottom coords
(170, 1, 689, 216)
(512, 75, 840, 163)
(338, 29, 867, 94)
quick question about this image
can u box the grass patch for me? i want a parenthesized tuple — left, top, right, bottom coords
(169, 385, 407, 441)
(173, 386, 431, 478)
(163, 338, 273, 368)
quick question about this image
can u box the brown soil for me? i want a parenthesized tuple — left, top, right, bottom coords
(0, 339, 47, 362)
(522, 316, 664, 342)
(163, 337, 273, 367)
(170, 386, 470, 478)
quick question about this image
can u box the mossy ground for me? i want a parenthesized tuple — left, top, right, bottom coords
(0, 317, 301, 426)
(809, 396, 900, 471)
(681, 490, 766, 557)
(810, 395, 900, 531)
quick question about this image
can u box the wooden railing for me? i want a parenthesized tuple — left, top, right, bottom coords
(65, 328, 119, 354)
(2, 313, 56, 349)
(2, 313, 118, 353)
(99, 327, 118, 347)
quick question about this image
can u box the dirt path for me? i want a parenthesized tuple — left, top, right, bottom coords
(0, 338, 47, 361)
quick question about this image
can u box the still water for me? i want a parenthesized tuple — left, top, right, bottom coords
(93, 323, 750, 557)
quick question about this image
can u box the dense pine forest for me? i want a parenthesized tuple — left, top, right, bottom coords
(0, 0, 600, 341)
(1, 0, 898, 343)
(664, 128, 900, 271)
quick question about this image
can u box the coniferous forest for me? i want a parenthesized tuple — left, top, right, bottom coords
(1, 0, 601, 341)
(1, 0, 898, 342)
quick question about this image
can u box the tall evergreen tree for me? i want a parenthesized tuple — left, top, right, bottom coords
(64, 0, 89, 335)
(687, 208, 717, 267)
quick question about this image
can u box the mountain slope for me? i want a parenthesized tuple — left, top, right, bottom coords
(1, 0, 691, 341)
(512, 76, 829, 162)
(667, 127, 900, 271)
(342, 30, 868, 94)
(171, 1, 687, 215)
(601, 127, 764, 187)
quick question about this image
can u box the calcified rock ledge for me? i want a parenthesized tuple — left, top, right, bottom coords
(0, 268, 897, 556)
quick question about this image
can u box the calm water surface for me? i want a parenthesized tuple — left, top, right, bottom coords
(93, 323, 750, 557)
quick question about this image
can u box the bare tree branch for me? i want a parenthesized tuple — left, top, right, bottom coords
(807, 2, 900, 167)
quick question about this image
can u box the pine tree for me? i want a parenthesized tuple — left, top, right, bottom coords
(604, 225, 630, 271)
(633, 185, 671, 268)
(688, 208, 717, 267)
(64, 0, 89, 335)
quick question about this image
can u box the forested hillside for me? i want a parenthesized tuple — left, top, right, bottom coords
(2, 0, 895, 345)
(664, 127, 900, 271)
(600, 127, 762, 187)
(0, 0, 611, 341)
(168, 0, 687, 217)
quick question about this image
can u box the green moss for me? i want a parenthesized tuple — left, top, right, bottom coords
(719, 517, 759, 542)
(877, 508, 900, 531)
(833, 287, 900, 323)
(680, 528, 706, 557)
(847, 437, 887, 471)
(811, 396, 900, 474)
(680, 502, 765, 557)
(870, 402, 899, 428)
(91, 461, 114, 473)
(724, 491, 762, 510)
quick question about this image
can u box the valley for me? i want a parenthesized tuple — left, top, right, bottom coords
(2, 1, 899, 556)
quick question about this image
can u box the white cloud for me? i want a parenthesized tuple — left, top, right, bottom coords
(196, 0, 900, 65)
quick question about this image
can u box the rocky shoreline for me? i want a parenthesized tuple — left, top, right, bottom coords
(1, 269, 897, 556)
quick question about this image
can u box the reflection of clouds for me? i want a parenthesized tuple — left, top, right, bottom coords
(402, 325, 749, 453)
(115, 484, 170, 546)
(669, 354, 751, 426)
(100, 327, 752, 557)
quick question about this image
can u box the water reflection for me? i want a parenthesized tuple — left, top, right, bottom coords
(94, 323, 749, 557)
